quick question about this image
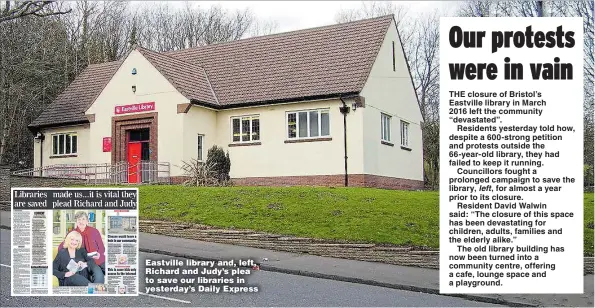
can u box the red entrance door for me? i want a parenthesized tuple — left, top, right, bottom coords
(127, 142, 141, 183)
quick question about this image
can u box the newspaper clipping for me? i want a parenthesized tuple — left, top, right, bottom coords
(11, 188, 139, 296)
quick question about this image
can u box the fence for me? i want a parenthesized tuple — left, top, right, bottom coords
(12, 161, 171, 185)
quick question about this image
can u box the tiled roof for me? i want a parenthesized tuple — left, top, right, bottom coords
(166, 14, 392, 106)
(136, 47, 218, 105)
(30, 15, 393, 128)
(30, 61, 123, 128)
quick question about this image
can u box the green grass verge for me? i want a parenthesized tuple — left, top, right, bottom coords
(140, 186, 440, 248)
(139, 186, 594, 255)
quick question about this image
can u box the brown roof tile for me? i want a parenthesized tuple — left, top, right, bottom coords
(30, 61, 123, 128)
(136, 47, 218, 105)
(31, 15, 393, 128)
(167, 15, 392, 106)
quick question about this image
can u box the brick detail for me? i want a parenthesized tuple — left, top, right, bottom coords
(167, 174, 423, 190)
(362, 174, 424, 190)
(170, 176, 188, 185)
(111, 112, 158, 164)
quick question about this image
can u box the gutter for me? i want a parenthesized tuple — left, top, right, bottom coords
(28, 120, 89, 134)
(189, 92, 360, 110)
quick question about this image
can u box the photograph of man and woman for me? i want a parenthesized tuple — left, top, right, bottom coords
(52, 210, 106, 287)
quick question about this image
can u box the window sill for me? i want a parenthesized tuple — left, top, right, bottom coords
(228, 142, 262, 147)
(50, 154, 78, 159)
(381, 140, 394, 147)
(285, 137, 332, 144)
(401, 146, 412, 151)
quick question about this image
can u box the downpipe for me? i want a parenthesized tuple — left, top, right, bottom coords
(339, 97, 350, 187)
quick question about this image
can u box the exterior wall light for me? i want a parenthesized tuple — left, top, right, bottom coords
(34, 132, 45, 141)
(132, 68, 137, 75)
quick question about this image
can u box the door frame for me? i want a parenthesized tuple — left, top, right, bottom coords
(112, 112, 158, 164)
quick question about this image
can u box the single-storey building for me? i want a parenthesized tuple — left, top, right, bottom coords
(28, 15, 424, 189)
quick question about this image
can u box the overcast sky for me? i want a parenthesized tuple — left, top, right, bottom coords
(161, 1, 458, 33)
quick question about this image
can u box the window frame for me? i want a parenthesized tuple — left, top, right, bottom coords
(286, 108, 331, 140)
(51, 132, 78, 156)
(197, 134, 204, 161)
(400, 120, 410, 148)
(381, 113, 392, 142)
(230, 114, 260, 143)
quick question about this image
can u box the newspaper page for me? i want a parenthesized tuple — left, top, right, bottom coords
(10, 188, 139, 296)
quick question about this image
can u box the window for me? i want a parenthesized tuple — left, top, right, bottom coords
(197, 135, 204, 161)
(287, 109, 330, 139)
(129, 128, 149, 142)
(52, 133, 77, 156)
(381, 113, 391, 142)
(401, 120, 409, 147)
(231, 115, 260, 143)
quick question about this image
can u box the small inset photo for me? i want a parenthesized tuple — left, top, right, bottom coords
(88, 283, 107, 294)
(116, 284, 127, 294)
(52, 210, 106, 288)
(116, 254, 128, 266)
(108, 216, 137, 234)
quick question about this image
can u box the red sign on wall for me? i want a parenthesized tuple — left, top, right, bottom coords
(114, 102, 155, 115)
(103, 137, 112, 152)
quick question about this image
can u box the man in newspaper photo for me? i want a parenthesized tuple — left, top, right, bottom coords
(52, 231, 104, 286)
(57, 211, 105, 282)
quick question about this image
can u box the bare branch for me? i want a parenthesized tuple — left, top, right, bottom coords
(0, 1, 71, 23)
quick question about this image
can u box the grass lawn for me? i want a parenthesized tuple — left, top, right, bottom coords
(139, 186, 594, 255)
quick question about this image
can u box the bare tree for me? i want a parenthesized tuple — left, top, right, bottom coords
(0, 0, 265, 169)
(0, 1, 71, 23)
(408, 13, 441, 187)
(458, 1, 500, 17)
(335, 1, 409, 28)
(0, 15, 70, 166)
(248, 18, 279, 38)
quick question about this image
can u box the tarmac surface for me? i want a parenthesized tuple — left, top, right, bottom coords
(1, 211, 593, 307)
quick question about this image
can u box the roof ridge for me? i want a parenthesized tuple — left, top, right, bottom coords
(165, 14, 394, 55)
(135, 46, 218, 105)
(135, 47, 193, 99)
(136, 46, 205, 70)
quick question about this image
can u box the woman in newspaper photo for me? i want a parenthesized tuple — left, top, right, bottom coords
(53, 231, 105, 286)
(58, 211, 106, 276)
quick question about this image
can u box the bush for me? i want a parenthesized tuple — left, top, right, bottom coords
(179, 145, 232, 187)
(206, 145, 231, 183)
(180, 158, 217, 187)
